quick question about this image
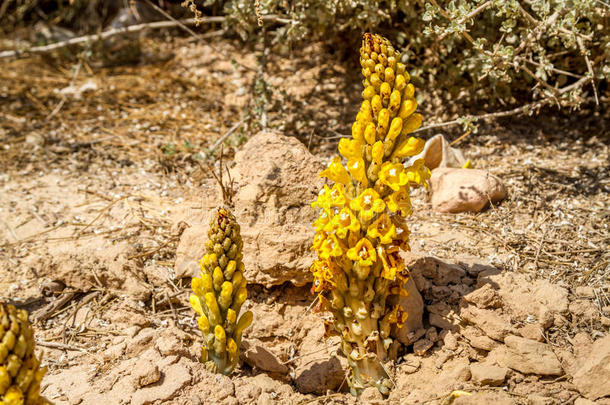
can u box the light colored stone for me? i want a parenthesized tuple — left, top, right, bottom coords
(518, 323, 545, 342)
(463, 284, 501, 309)
(413, 338, 433, 356)
(131, 362, 191, 405)
(571, 335, 610, 400)
(470, 363, 508, 386)
(574, 286, 595, 298)
(174, 131, 325, 286)
(429, 168, 507, 213)
(504, 335, 563, 376)
(461, 306, 515, 341)
(574, 398, 597, 405)
(360, 386, 384, 404)
(390, 277, 424, 345)
(131, 359, 161, 388)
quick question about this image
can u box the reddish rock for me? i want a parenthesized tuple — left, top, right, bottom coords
(429, 168, 507, 213)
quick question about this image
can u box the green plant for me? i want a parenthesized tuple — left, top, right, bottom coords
(310, 33, 429, 396)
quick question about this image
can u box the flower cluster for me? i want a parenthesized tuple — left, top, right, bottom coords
(310, 33, 430, 396)
(190, 207, 253, 375)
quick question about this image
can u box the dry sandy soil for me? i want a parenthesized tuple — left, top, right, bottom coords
(0, 33, 609, 405)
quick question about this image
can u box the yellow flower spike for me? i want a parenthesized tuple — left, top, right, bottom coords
(205, 292, 222, 326)
(213, 325, 227, 354)
(198, 314, 210, 334)
(319, 234, 345, 260)
(384, 67, 395, 85)
(226, 308, 237, 325)
(385, 188, 413, 217)
(225, 260, 237, 279)
(401, 113, 423, 136)
(394, 74, 407, 91)
(371, 141, 384, 165)
(386, 117, 403, 141)
(356, 108, 372, 124)
(367, 214, 397, 244)
(218, 281, 233, 311)
(352, 121, 365, 143)
(388, 90, 401, 115)
(392, 136, 425, 159)
(200, 273, 214, 293)
(313, 210, 330, 232)
(338, 138, 362, 161)
(347, 158, 368, 187)
(398, 98, 417, 119)
(371, 95, 382, 117)
(319, 156, 351, 185)
(378, 162, 409, 191)
(404, 83, 415, 99)
(364, 122, 377, 145)
(349, 188, 386, 222)
(374, 63, 384, 76)
(346, 238, 377, 267)
(362, 85, 376, 100)
(232, 272, 244, 292)
(360, 99, 372, 115)
(405, 158, 431, 186)
(190, 294, 205, 316)
(380, 82, 391, 101)
(226, 338, 239, 370)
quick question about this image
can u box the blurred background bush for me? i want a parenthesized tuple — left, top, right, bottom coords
(1, 0, 607, 113)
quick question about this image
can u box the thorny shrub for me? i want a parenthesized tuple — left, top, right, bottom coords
(185, 0, 608, 114)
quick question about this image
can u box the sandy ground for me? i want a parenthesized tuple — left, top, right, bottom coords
(1, 34, 609, 404)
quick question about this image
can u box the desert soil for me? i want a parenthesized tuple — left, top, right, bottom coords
(0, 33, 609, 405)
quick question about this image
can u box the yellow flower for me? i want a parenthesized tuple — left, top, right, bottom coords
(349, 188, 386, 222)
(327, 207, 360, 239)
(394, 220, 411, 251)
(378, 245, 405, 280)
(378, 162, 409, 191)
(347, 158, 368, 187)
(319, 233, 345, 260)
(311, 184, 332, 212)
(312, 184, 348, 212)
(338, 138, 362, 161)
(367, 214, 397, 244)
(319, 156, 351, 185)
(347, 238, 377, 267)
(392, 136, 425, 159)
(385, 188, 412, 217)
(387, 304, 409, 328)
(404, 158, 431, 186)
(313, 210, 331, 232)
(311, 231, 327, 251)
(310, 260, 336, 293)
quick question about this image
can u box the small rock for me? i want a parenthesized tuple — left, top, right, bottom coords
(574, 286, 595, 299)
(453, 391, 515, 405)
(601, 316, 610, 327)
(571, 335, 610, 400)
(443, 331, 458, 351)
(462, 326, 498, 351)
(574, 398, 597, 405)
(435, 350, 454, 369)
(293, 356, 344, 395)
(461, 306, 514, 341)
(360, 386, 384, 404)
(127, 328, 156, 357)
(463, 284, 501, 309)
(429, 313, 459, 331)
(429, 168, 507, 213)
(425, 327, 438, 343)
(527, 396, 556, 405)
(132, 359, 161, 388)
(470, 363, 507, 386)
(504, 335, 562, 376)
(413, 338, 433, 356)
(156, 333, 189, 357)
(131, 362, 191, 405)
(518, 323, 545, 342)
(242, 340, 288, 374)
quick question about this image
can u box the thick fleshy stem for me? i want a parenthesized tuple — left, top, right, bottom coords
(311, 33, 430, 396)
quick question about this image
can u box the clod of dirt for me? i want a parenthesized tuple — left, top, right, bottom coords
(453, 391, 516, 405)
(570, 335, 610, 400)
(504, 335, 563, 376)
(429, 168, 507, 213)
(360, 386, 385, 404)
(175, 131, 325, 286)
(241, 339, 288, 374)
(470, 362, 508, 386)
(461, 306, 515, 342)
